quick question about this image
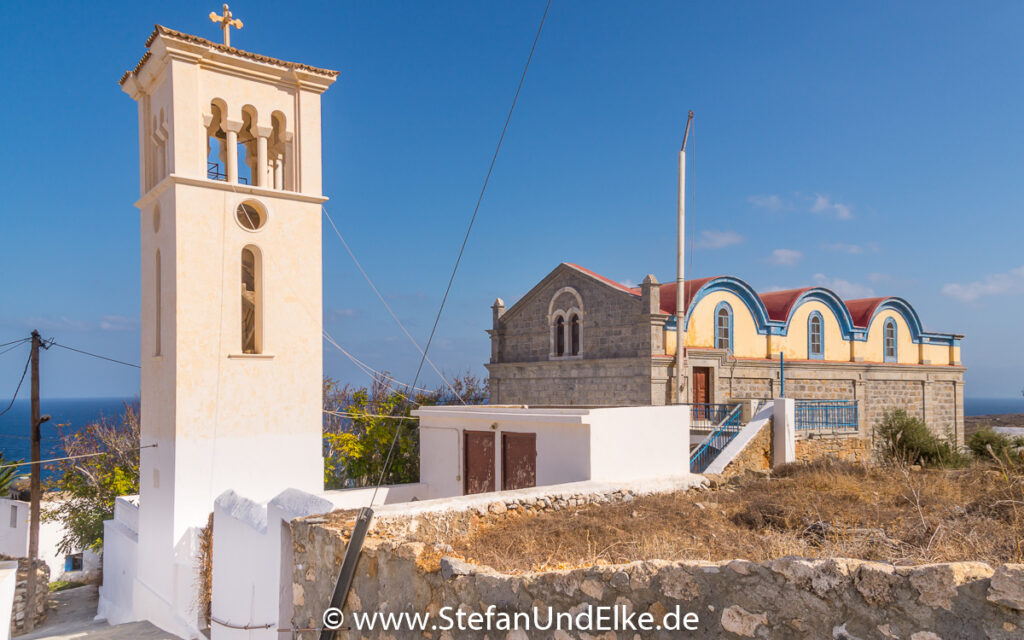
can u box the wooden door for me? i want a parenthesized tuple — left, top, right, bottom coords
(501, 432, 537, 491)
(692, 367, 711, 404)
(463, 431, 495, 495)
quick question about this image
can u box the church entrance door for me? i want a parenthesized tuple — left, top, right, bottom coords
(692, 367, 712, 405)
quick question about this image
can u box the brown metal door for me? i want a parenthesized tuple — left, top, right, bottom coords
(463, 431, 495, 495)
(693, 367, 711, 404)
(501, 432, 537, 491)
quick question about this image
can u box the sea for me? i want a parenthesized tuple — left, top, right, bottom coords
(0, 397, 132, 479)
(0, 395, 1021, 480)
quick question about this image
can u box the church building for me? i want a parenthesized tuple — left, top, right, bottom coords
(487, 262, 966, 441)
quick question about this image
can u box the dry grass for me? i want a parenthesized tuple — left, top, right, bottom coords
(195, 512, 213, 628)
(448, 460, 1024, 573)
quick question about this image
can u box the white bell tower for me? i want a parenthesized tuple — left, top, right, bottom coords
(118, 14, 337, 635)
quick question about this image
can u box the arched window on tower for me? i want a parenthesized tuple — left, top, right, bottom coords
(237, 106, 257, 186)
(884, 318, 897, 363)
(270, 111, 288, 190)
(808, 311, 824, 359)
(241, 246, 262, 354)
(570, 314, 580, 356)
(714, 302, 733, 352)
(206, 100, 228, 181)
(554, 316, 565, 357)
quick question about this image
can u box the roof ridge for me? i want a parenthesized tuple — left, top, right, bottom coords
(120, 24, 339, 86)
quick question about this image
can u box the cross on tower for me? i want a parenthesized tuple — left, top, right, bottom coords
(209, 4, 243, 47)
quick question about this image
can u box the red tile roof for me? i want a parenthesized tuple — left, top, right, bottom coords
(845, 298, 888, 328)
(566, 264, 914, 331)
(758, 288, 813, 322)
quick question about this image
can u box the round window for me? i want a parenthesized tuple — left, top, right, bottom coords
(236, 202, 266, 231)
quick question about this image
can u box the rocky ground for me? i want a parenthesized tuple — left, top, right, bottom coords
(448, 459, 1024, 573)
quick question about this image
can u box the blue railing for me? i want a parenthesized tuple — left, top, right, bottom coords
(687, 403, 736, 429)
(795, 400, 859, 433)
(690, 404, 743, 473)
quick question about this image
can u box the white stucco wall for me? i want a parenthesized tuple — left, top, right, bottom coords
(0, 497, 101, 583)
(414, 405, 690, 499)
(0, 560, 17, 640)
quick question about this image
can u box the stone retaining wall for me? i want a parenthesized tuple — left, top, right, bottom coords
(796, 434, 872, 464)
(11, 558, 48, 636)
(291, 515, 1024, 640)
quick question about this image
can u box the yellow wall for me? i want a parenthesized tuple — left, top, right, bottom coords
(779, 300, 847, 362)
(674, 293, 956, 366)
(864, 310, 917, 364)
(683, 291, 767, 358)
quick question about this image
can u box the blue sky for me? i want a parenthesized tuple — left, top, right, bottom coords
(0, 1, 1022, 398)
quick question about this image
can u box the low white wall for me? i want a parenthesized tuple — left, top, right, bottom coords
(415, 405, 690, 499)
(587, 406, 690, 482)
(97, 497, 140, 625)
(210, 483, 426, 640)
(0, 560, 17, 640)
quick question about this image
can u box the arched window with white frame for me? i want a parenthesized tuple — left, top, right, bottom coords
(808, 311, 824, 359)
(714, 302, 733, 352)
(883, 318, 898, 363)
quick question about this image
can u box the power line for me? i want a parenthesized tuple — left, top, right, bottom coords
(322, 331, 433, 394)
(0, 444, 158, 470)
(322, 209, 465, 403)
(373, 0, 552, 505)
(0, 351, 32, 419)
(50, 342, 141, 369)
(0, 338, 30, 349)
(0, 340, 29, 357)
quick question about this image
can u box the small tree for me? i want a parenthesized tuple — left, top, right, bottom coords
(969, 427, 1024, 465)
(876, 408, 968, 468)
(322, 372, 487, 489)
(44, 402, 141, 555)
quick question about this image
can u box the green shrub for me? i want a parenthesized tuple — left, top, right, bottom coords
(968, 427, 1024, 464)
(49, 580, 85, 593)
(876, 409, 969, 468)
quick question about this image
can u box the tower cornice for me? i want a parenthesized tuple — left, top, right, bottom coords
(120, 24, 339, 93)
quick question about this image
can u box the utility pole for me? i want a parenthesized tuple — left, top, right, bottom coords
(675, 111, 694, 404)
(24, 330, 41, 633)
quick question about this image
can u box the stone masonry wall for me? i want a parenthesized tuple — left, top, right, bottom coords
(795, 435, 872, 464)
(719, 359, 965, 446)
(11, 558, 48, 636)
(488, 358, 654, 406)
(291, 504, 1024, 640)
(495, 267, 648, 364)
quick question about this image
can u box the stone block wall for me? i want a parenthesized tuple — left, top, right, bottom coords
(717, 358, 965, 446)
(494, 267, 649, 364)
(795, 435, 872, 464)
(487, 358, 655, 406)
(11, 558, 48, 636)
(291, 499, 1024, 640)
